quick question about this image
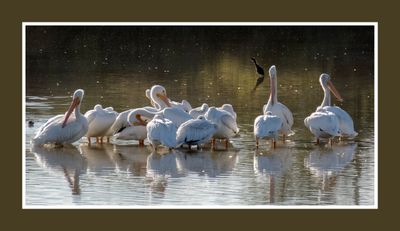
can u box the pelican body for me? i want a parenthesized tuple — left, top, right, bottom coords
(254, 111, 283, 148)
(147, 114, 177, 151)
(176, 115, 218, 149)
(85, 104, 118, 144)
(114, 108, 156, 146)
(189, 103, 209, 118)
(263, 65, 294, 138)
(304, 73, 354, 144)
(205, 106, 239, 149)
(32, 89, 88, 146)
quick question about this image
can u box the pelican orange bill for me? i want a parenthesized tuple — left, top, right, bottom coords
(327, 80, 343, 102)
(62, 97, 80, 128)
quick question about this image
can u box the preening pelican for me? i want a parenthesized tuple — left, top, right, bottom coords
(304, 110, 340, 144)
(147, 114, 177, 151)
(263, 65, 294, 139)
(150, 85, 172, 110)
(205, 106, 239, 149)
(254, 111, 283, 149)
(114, 108, 156, 146)
(317, 74, 358, 138)
(84, 104, 118, 144)
(31, 89, 88, 146)
(176, 115, 218, 149)
(189, 103, 209, 118)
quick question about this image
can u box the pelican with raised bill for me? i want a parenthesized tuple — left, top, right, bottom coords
(316, 74, 358, 139)
(31, 89, 88, 147)
(263, 65, 294, 140)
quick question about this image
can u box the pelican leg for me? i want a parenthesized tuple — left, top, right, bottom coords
(88, 137, 91, 145)
(188, 144, 191, 150)
(256, 138, 259, 149)
(273, 140, 276, 149)
(197, 145, 200, 150)
(96, 137, 99, 143)
(225, 139, 229, 150)
(107, 137, 110, 143)
(100, 137, 104, 144)
(329, 138, 333, 146)
(282, 134, 286, 142)
(211, 138, 216, 150)
(316, 138, 320, 145)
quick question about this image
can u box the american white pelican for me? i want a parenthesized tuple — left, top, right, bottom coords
(189, 103, 209, 118)
(146, 114, 177, 151)
(157, 107, 193, 128)
(205, 106, 239, 149)
(84, 104, 118, 144)
(304, 110, 340, 144)
(149, 85, 172, 110)
(114, 108, 156, 146)
(254, 111, 283, 149)
(31, 89, 88, 146)
(176, 115, 218, 149)
(317, 74, 358, 138)
(263, 65, 294, 139)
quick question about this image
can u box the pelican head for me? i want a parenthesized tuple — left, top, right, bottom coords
(150, 85, 171, 108)
(319, 73, 343, 102)
(269, 65, 277, 78)
(62, 89, 84, 128)
(128, 108, 155, 126)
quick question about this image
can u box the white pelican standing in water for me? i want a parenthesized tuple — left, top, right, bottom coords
(176, 115, 218, 150)
(205, 106, 239, 149)
(316, 74, 358, 139)
(254, 111, 283, 149)
(84, 104, 118, 144)
(31, 89, 88, 146)
(263, 65, 294, 140)
(114, 108, 156, 146)
(304, 109, 340, 144)
(147, 114, 177, 151)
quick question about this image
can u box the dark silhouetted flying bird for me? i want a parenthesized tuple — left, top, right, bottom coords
(251, 57, 265, 91)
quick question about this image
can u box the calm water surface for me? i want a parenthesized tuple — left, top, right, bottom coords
(25, 26, 375, 207)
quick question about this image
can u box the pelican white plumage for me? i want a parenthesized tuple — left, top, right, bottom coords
(146, 114, 177, 151)
(157, 107, 193, 128)
(114, 108, 156, 146)
(176, 115, 218, 149)
(254, 111, 283, 149)
(189, 103, 209, 118)
(31, 89, 88, 146)
(219, 104, 237, 120)
(317, 74, 358, 138)
(304, 110, 340, 144)
(170, 99, 192, 113)
(262, 65, 294, 139)
(205, 106, 239, 149)
(84, 104, 118, 144)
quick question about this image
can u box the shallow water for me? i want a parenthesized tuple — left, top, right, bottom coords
(24, 26, 375, 207)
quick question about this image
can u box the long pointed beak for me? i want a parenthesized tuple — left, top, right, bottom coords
(270, 77, 276, 105)
(327, 80, 343, 102)
(134, 114, 148, 126)
(62, 97, 79, 128)
(157, 93, 171, 107)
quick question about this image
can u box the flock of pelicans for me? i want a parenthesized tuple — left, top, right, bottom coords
(31, 60, 358, 151)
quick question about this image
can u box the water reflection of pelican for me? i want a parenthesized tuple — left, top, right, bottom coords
(146, 151, 185, 195)
(79, 143, 119, 174)
(31, 145, 86, 195)
(304, 143, 357, 191)
(253, 148, 294, 203)
(112, 145, 151, 176)
(175, 149, 238, 177)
